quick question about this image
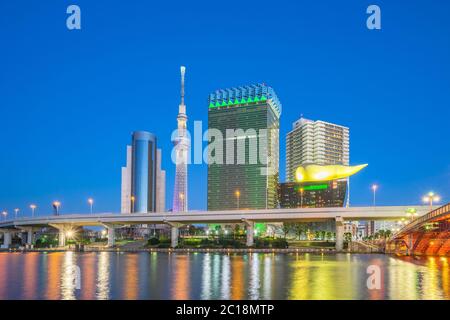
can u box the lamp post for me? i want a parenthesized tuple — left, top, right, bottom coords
(130, 196, 135, 213)
(30, 204, 36, 218)
(235, 190, 240, 210)
(406, 208, 418, 222)
(299, 188, 304, 208)
(88, 198, 94, 214)
(53, 201, 61, 216)
(14, 208, 19, 220)
(371, 184, 378, 207)
(423, 192, 440, 212)
(2, 211, 7, 221)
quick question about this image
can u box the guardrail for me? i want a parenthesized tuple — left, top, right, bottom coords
(394, 203, 450, 237)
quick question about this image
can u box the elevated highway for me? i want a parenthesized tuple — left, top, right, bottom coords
(0, 205, 430, 251)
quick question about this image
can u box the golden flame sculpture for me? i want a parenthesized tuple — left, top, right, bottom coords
(295, 164, 368, 182)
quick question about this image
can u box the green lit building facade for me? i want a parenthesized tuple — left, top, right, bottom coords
(207, 84, 282, 211)
(278, 180, 347, 208)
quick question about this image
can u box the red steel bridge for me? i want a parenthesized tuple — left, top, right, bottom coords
(388, 203, 450, 256)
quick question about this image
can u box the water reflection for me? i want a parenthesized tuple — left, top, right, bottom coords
(0, 252, 449, 300)
(46, 252, 62, 299)
(220, 255, 230, 299)
(23, 252, 38, 299)
(97, 252, 110, 300)
(61, 251, 77, 300)
(230, 255, 244, 300)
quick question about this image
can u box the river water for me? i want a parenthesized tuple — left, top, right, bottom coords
(0, 251, 449, 300)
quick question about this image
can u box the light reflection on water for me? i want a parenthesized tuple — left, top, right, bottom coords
(0, 252, 449, 300)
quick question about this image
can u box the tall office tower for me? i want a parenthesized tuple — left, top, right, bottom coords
(286, 117, 349, 182)
(207, 83, 282, 211)
(172, 66, 189, 212)
(121, 145, 132, 213)
(156, 149, 166, 212)
(120, 131, 165, 213)
(132, 131, 157, 213)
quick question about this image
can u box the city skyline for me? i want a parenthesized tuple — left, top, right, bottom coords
(0, 1, 449, 215)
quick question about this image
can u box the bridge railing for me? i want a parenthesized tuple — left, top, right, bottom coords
(394, 203, 450, 237)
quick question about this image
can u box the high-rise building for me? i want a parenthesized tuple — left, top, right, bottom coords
(121, 145, 132, 213)
(172, 66, 189, 212)
(132, 131, 157, 213)
(207, 83, 281, 211)
(156, 149, 166, 212)
(121, 131, 166, 213)
(286, 117, 349, 182)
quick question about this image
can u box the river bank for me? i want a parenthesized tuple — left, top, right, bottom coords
(0, 247, 369, 254)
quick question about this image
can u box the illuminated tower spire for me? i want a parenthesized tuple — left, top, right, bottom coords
(172, 66, 189, 212)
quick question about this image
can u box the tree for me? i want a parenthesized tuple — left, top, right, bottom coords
(292, 223, 307, 240)
(314, 231, 321, 240)
(282, 223, 292, 239)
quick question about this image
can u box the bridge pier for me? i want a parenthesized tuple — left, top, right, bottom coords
(19, 227, 35, 246)
(165, 221, 183, 248)
(108, 227, 115, 247)
(171, 226, 179, 248)
(1, 231, 12, 249)
(58, 230, 66, 247)
(27, 229, 34, 245)
(50, 224, 69, 247)
(101, 224, 117, 248)
(242, 220, 254, 247)
(335, 217, 344, 252)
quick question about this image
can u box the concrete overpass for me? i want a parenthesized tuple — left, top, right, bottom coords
(0, 205, 430, 251)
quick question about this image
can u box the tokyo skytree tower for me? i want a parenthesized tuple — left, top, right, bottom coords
(172, 66, 189, 212)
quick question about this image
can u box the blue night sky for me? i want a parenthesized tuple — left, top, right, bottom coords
(0, 0, 449, 216)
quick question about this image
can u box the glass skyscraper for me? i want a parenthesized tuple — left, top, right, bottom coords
(207, 84, 281, 210)
(131, 131, 157, 213)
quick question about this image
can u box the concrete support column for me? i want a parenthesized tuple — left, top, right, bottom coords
(107, 226, 115, 248)
(243, 220, 254, 247)
(27, 229, 34, 245)
(164, 221, 183, 248)
(20, 232, 27, 245)
(2, 232, 12, 248)
(171, 226, 179, 248)
(58, 230, 66, 247)
(49, 224, 70, 248)
(335, 217, 344, 252)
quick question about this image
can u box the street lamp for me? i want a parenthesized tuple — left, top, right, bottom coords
(423, 192, 440, 212)
(2, 211, 7, 221)
(130, 196, 135, 213)
(30, 204, 36, 218)
(371, 184, 378, 207)
(235, 190, 240, 210)
(299, 187, 304, 208)
(406, 208, 418, 221)
(14, 208, 19, 220)
(53, 201, 61, 215)
(88, 198, 94, 214)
